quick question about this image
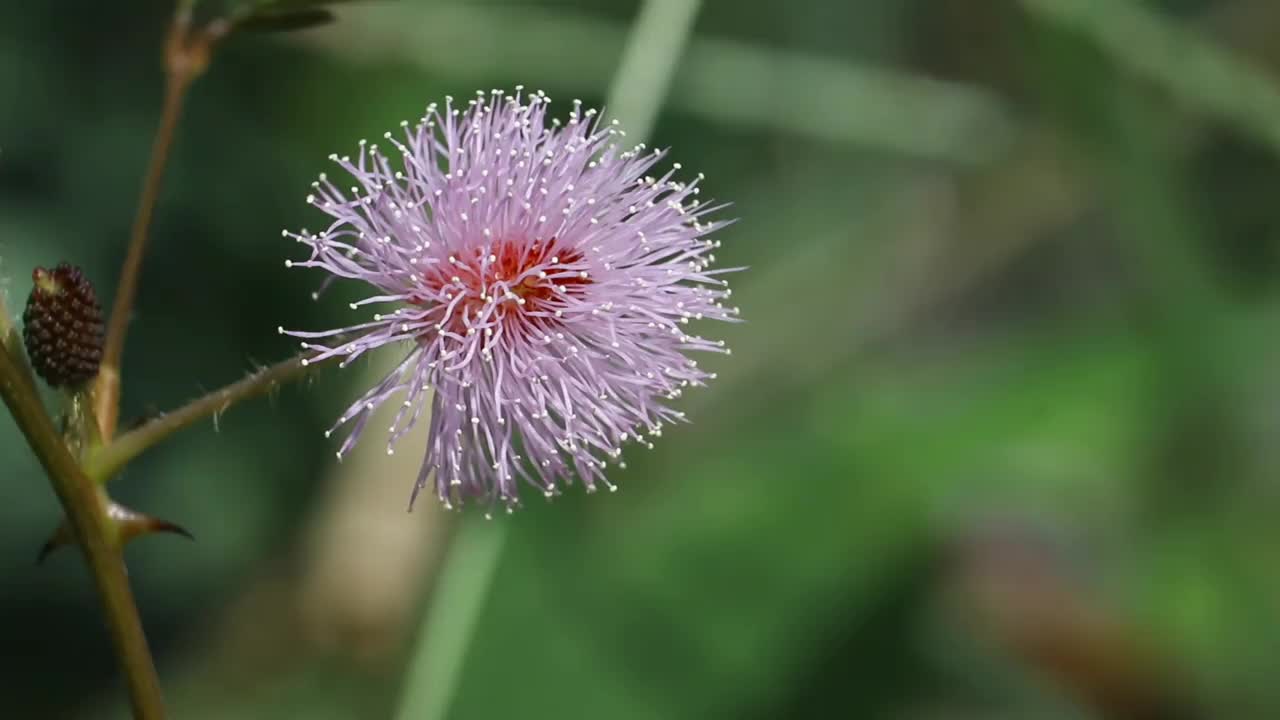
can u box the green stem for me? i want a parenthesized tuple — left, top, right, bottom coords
(96, 62, 192, 442)
(95, 7, 228, 441)
(1, 324, 37, 395)
(87, 352, 323, 483)
(0, 345, 165, 719)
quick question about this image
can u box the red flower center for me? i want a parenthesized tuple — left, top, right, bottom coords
(415, 238, 590, 336)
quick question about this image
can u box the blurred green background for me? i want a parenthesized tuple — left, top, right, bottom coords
(5, 0, 1280, 717)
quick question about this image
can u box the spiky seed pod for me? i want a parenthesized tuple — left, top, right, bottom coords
(22, 262, 105, 388)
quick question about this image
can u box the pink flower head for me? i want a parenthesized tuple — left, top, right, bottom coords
(283, 88, 739, 511)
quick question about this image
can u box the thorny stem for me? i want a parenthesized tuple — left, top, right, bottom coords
(0, 341, 166, 719)
(0, 302, 37, 393)
(0, 7, 239, 719)
(95, 7, 230, 441)
(88, 351, 331, 483)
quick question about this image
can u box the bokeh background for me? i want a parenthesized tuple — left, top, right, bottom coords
(4, 0, 1280, 717)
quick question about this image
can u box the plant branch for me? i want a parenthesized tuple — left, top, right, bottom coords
(0, 346, 165, 719)
(95, 8, 228, 441)
(88, 351, 327, 483)
(0, 300, 37, 395)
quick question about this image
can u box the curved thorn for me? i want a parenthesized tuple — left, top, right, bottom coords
(36, 521, 74, 564)
(109, 500, 194, 545)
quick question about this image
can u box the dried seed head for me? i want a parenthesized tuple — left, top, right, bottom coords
(22, 262, 104, 387)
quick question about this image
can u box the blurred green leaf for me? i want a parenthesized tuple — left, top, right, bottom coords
(233, 0, 370, 17)
(1021, 0, 1280, 158)
(238, 8, 335, 33)
(310, 3, 1014, 164)
(268, 0, 369, 6)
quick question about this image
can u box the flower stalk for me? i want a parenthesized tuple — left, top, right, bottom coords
(95, 6, 230, 441)
(87, 351, 327, 483)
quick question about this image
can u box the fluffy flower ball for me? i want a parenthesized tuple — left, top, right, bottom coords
(283, 88, 738, 510)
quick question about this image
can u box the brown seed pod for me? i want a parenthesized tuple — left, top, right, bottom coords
(22, 262, 105, 388)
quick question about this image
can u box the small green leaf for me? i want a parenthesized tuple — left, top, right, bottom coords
(238, 8, 335, 33)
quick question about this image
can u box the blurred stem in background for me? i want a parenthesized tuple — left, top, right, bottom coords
(395, 517, 506, 720)
(394, 1, 703, 718)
